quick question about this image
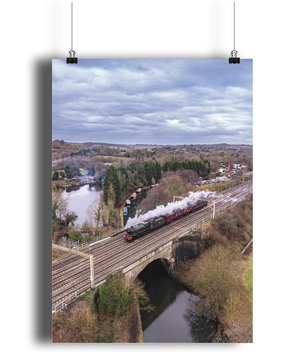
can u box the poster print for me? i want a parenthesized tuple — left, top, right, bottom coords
(52, 59, 253, 343)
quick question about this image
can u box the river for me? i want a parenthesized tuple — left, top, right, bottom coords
(64, 185, 146, 227)
(63, 184, 103, 226)
(123, 189, 148, 227)
(138, 260, 218, 343)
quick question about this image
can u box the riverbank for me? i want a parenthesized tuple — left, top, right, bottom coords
(115, 187, 150, 229)
(171, 249, 253, 343)
(52, 279, 144, 343)
(170, 197, 253, 343)
(52, 179, 102, 190)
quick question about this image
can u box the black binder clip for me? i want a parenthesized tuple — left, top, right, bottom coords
(66, 50, 78, 64)
(229, 50, 240, 64)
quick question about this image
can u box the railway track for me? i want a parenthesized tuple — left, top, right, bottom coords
(52, 182, 252, 311)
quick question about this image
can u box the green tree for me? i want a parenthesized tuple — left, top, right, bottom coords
(184, 160, 191, 170)
(172, 160, 182, 171)
(52, 201, 58, 220)
(52, 171, 59, 181)
(202, 159, 211, 176)
(64, 212, 78, 228)
(144, 162, 153, 185)
(162, 160, 173, 172)
(155, 161, 161, 182)
(64, 165, 72, 178)
(69, 230, 82, 242)
(103, 166, 121, 204)
(190, 159, 198, 173)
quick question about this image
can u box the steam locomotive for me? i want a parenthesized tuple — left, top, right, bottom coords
(124, 200, 208, 241)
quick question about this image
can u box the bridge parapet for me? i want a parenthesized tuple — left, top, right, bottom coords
(122, 241, 174, 287)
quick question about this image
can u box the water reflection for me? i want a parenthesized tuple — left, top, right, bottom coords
(123, 189, 148, 226)
(138, 260, 217, 343)
(184, 295, 218, 342)
(63, 184, 103, 226)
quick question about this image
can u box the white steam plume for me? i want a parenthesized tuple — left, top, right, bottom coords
(125, 190, 218, 228)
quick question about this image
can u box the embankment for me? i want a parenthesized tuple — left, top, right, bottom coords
(170, 197, 253, 343)
(52, 282, 144, 343)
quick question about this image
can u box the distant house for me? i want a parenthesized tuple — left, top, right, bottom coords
(219, 164, 227, 173)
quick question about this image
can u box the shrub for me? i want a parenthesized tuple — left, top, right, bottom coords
(129, 279, 155, 313)
(205, 226, 229, 246)
(188, 245, 248, 312)
(69, 230, 82, 242)
(213, 213, 246, 242)
(52, 301, 100, 343)
(98, 328, 116, 343)
(185, 183, 197, 193)
(84, 235, 92, 242)
(92, 276, 154, 319)
(96, 275, 130, 318)
(81, 220, 92, 234)
(109, 210, 116, 218)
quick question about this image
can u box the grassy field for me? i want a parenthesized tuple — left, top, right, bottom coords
(52, 170, 64, 177)
(79, 169, 88, 175)
(120, 203, 125, 229)
(95, 155, 127, 161)
(203, 183, 214, 188)
(244, 255, 253, 292)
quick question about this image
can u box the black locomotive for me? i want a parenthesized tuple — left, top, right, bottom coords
(124, 200, 208, 241)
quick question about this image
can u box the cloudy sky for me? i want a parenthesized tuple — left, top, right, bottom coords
(52, 59, 252, 145)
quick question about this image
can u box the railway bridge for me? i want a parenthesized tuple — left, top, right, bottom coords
(122, 240, 174, 287)
(52, 181, 252, 313)
(121, 233, 204, 287)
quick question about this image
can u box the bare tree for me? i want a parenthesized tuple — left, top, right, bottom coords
(87, 197, 103, 236)
(161, 174, 185, 200)
(52, 189, 69, 221)
(95, 161, 105, 173)
(138, 187, 169, 214)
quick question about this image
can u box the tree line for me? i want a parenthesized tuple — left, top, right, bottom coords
(103, 160, 162, 205)
(162, 158, 210, 176)
(71, 148, 91, 157)
(103, 158, 210, 205)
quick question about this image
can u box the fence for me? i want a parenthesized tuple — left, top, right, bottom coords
(56, 226, 125, 250)
(52, 291, 78, 315)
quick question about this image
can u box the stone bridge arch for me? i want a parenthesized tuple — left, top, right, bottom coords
(122, 241, 175, 287)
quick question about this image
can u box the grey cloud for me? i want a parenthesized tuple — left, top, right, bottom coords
(52, 59, 252, 144)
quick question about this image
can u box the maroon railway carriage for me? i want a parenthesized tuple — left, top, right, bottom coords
(124, 199, 209, 241)
(190, 200, 208, 212)
(165, 206, 191, 224)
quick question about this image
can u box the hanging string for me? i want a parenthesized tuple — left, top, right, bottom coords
(66, 2, 77, 63)
(229, 2, 239, 64)
(71, 2, 73, 51)
(233, 2, 235, 51)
